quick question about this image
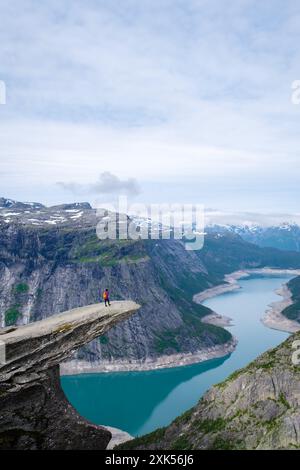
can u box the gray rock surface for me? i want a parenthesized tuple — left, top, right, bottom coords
(0, 301, 140, 450)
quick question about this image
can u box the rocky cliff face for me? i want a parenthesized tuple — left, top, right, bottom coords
(0, 301, 139, 450)
(1, 198, 300, 368)
(282, 276, 300, 323)
(118, 331, 300, 450)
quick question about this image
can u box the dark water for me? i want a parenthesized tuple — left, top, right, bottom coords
(61, 275, 291, 436)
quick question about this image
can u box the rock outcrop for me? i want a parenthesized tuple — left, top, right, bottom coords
(0, 301, 139, 450)
(118, 331, 300, 450)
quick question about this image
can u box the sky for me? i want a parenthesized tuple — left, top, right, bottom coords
(1, 0, 300, 214)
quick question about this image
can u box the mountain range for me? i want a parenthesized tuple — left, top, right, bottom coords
(207, 222, 300, 252)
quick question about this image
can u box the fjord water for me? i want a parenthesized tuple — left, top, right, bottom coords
(61, 275, 291, 436)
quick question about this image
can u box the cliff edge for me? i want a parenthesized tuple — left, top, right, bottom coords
(0, 301, 140, 450)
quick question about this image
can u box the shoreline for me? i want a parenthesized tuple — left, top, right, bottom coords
(104, 426, 134, 449)
(60, 267, 300, 376)
(261, 284, 300, 333)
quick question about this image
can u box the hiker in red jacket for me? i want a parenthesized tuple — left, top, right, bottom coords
(103, 289, 111, 307)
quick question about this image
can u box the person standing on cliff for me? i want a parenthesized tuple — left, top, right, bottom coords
(103, 289, 111, 307)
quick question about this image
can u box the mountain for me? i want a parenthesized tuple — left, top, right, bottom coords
(118, 330, 300, 450)
(0, 300, 139, 450)
(207, 223, 300, 252)
(1, 197, 300, 368)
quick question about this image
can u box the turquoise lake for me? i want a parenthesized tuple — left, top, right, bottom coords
(61, 274, 291, 436)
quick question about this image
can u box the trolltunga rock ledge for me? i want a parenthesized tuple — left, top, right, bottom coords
(0, 301, 140, 450)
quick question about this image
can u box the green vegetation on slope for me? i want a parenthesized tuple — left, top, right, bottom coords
(154, 329, 181, 353)
(154, 271, 232, 353)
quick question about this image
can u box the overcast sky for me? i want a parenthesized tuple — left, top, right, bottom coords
(1, 0, 300, 212)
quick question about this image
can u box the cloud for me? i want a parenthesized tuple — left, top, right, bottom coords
(57, 172, 141, 196)
(1, 1, 300, 211)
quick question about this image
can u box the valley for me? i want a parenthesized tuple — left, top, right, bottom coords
(2, 197, 300, 371)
